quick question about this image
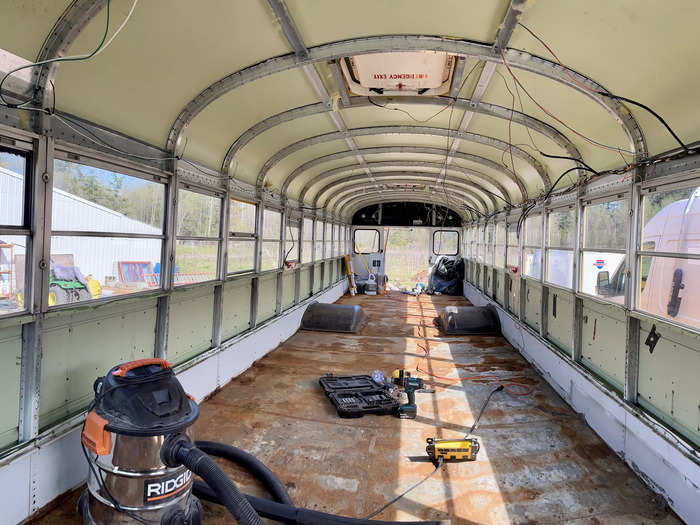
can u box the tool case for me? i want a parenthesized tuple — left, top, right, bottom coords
(319, 374, 399, 418)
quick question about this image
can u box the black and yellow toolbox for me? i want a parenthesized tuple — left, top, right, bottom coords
(319, 374, 398, 418)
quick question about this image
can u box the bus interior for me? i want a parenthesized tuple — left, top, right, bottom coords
(0, 1, 698, 524)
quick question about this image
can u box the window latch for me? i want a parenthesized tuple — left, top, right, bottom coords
(645, 324, 661, 354)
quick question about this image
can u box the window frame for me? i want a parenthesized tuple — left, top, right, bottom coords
(227, 197, 257, 275)
(545, 204, 576, 290)
(174, 183, 224, 287)
(578, 194, 630, 303)
(353, 228, 380, 254)
(522, 212, 543, 280)
(260, 206, 283, 272)
(634, 178, 700, 331)
(49, 151, 169, 305)
(433, 229, 460, 257)
(0, 142, 33, 318)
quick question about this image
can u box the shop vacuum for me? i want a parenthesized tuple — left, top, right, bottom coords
(78, 359, 449, 525)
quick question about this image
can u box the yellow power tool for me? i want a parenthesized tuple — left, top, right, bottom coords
(425, 437, 480, 462)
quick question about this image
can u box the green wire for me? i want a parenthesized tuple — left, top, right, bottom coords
(0, 0, 111, 107)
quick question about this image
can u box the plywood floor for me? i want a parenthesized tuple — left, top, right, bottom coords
(32, 293, 681, 525)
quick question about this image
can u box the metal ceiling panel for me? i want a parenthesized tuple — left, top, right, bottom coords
(507, 0, 700, 156)
(284, 0, 510, 48)
(0, 0, 70, 59)
(51, 0, 291, 148)
(181, 69, 320, 171)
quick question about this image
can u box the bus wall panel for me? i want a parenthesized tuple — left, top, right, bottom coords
(494, 269, 505, 306)
(282, 271, 295, 309)
(312, 264, 323, 294)
(524, 280, 542, 331)
(507, 275, 519, 317)
(221, 278, 252, 341)
(300, 267, 312, 299)
(0, 324, 22, 449)
(546, 288, 574, 354)
(168, 286, 214, 365)
(638, 317, 700, 447)
(39, 299, 157, 430)
(257, 274, 277, 323)
(464, 282, 700, 525)
(580, 298, 626, 392)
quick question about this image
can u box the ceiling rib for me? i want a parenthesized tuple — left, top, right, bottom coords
(25, 0, 107, 128)
(266, 0, 378, 193)
(317, 174, 492, 211)
(222, 96, 582, 180)
(166, 35, 646, 163)
(257, 125, 550, 191)
(281, 145, 528, 200)
(306, 161, 509, 207)
(332, 182, 488, 215)
(449, 56, 468, 98)
(341, 193, 471, 220)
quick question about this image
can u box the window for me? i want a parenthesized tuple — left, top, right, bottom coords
(338, 225, 345, 256)
(506, 222, 519, 269)
(49, 157, 166, 304)
(324, 222, 332, 259)
(314, 221, 324, 261)
(638, 185, 700, 329)
(523, 214, 542, 279)
(354, 229, 379, 253)
(495, 221, 506, 269)
(284, 219, 300, 265)
(477, 224, 485, 262)
(546, 207, 575, 288)
(261, 208, 281, 271)
(581, 198, 628, 301)
(175, 187, 221, 285)
(302, 218, 313, 264)
(434, 230, 459, 256)
(0, 148, 29, 315)
(228, 198, 256, 274)
(484, 224, 494, 264)
(469, 225, 477, 260)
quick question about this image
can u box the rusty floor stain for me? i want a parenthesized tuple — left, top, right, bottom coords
(31, 293, 680, 525)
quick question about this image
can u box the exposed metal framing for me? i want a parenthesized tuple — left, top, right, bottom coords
(223, 96, 581, 184)
(166, 35, 646, 164)
(267, 0, 378, 192)
(257, 125, 550, 191)
(344, 193, 470, 221)
(308, 162, 511, 208)
(284, 145, 529, 202)
(322, 172, 490, 211)
(335, 182, 489, 216)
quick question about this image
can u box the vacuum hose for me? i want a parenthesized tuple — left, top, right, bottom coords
(161, 435, 263, 525)
(194, 440, 293, 505)
(192, 481, 448, 525)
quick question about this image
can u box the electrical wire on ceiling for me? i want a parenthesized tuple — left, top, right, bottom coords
(516, 22, 695, 155)
(0, 0, 138, 109)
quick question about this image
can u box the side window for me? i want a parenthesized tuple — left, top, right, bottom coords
(581, 198, 628, 302)
(302, 218, 313, 264)
(546, 207, 575, 288)
(228, 198, 256, 274)
(639, 185, 700, 329)
(0, 148, 30, 315)
(495, 222, 506, 269)
(354, 229, 379, 254)
(175, 187, 221, 285)
(261, 208, 281, 271)
(523, 214, 542, 279)
(51, 157, 167, 302)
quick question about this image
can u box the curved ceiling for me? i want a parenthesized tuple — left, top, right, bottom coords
(2, 0, 699, 220)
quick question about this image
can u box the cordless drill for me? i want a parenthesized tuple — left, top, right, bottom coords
(391, 369, 424, 419)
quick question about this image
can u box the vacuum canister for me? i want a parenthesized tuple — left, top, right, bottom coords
(78, 359, 201, 525)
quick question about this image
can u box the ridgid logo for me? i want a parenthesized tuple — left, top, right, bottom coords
(144, 470, 192, 503)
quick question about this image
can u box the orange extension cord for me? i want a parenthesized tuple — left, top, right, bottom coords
(402, 309, 535, 396)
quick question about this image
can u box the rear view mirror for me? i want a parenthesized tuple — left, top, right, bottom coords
(596, 270, 610, 295)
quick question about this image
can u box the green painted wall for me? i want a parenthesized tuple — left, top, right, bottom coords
(221, 278, 252, 340)
(40, 299, 157, 429)
(580, 299, 626, 392)
(0, 324, 22, 449)
(168, 286, 214, 365)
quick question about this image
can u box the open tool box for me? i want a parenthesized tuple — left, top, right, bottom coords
(319, 374, 399, 418)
